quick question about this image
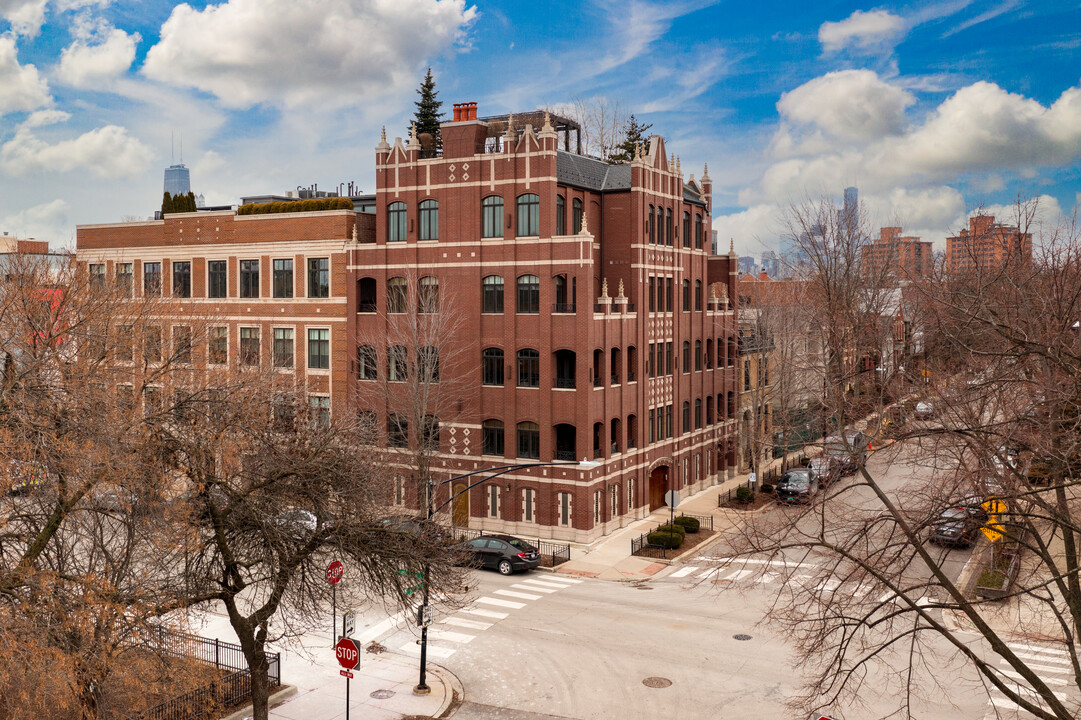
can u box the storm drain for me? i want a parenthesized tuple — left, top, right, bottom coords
(370, 689, 396, 699)
(733, 633, 753, 641)
(642, 677, 673, 688)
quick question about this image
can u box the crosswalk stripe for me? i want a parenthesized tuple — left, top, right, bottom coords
(1001, 659, 1073, 674)
(494, 589, 542, 600)
(429, 629, 475, 643)
(723, 569, 756, 582)
(704, 557, 815, 568)
(441, 616, 492, 630)
(476, 596, 526, 609)
(458, 607, 509, 619)
(518, 579, 568, 590)
(697, 568, 720, 579)
(546, 575, 584, 584)
(1010, 650, 1072, 666)
(998, 669, 1068, 686)
(1008, 641, 1075, 657)
(993, 684, 1068, 701)
(670, 566, 698, 578)
(399, 642, 455, 659)
(512, 583, 556, 593)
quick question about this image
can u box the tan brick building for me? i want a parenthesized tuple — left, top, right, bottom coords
(946, 215, 1032, 274)
(861, 227, 933, 282)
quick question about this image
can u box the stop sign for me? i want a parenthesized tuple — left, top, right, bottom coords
(326, 560, 344, 585)
(335, 637, 359, 670)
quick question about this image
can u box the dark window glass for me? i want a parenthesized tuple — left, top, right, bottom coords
(357, 345, 377, 379)
(308, 257, 329, 298)
(682, 341, 690, 373)
(239, 327, 260, 366)
(419, 199, 438, 241)
(517, 275, 539, 314)
(665, 341, 673, 376)
(482, 196, 504, 238)
(418, 276, 438, 313)
(143, 262, 161, 296)
(239, 259, 259, 298)
(388, 414, 408, 447)
(666, 404, 672, 438)
(556, 195, 565, 235)
(208, 327, 228, 365)
(648, 277, 655, 313)
(683, 279, 690, 311)
(273, 328, 294, 368)
(482, 348, 504, 385)
(388, 345, 407, 381)
(683, 211, 691, 248)
(208, 260, 227, 298)
(648, 409, 655, 444)
(483, 420, 504, 456)
(173, 325, 192, 364)
(273, 259, 293, 298)
(683, 401, 690, 434)
(89, 264, 105, 290)
(388, 202, 407, 242)
(695, 399, 702, 429)
(358, 277, 376, 312)
(173, 261, 191, 298)
(517, 193, 539, 237)
(665, 277, 673, 312)
(695, 214, 703, 249)
(517, 422, 540, 459)
(116, 263, 133, 297)
(387, 277, 407, 313)
(695, 340, 702, 371)
(517, 348, 539, 387)
(695, 280, 702, 311)
(308, 328, 329, 369)
(482, 275, 504, 313)
(418, 346, 439, 383)
(648, 205, 655, 244)
(572, 199, 583, 234)
(665, 208, 672, 246)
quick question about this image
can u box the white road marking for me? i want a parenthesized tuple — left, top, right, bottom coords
(546, 575, 583, 584)
(428, 629, 475, 643)
(475, 596, 526, 609)
(697, 567, 721, 579)
(518, 579, 570, 590)
(458, 607, 509, 619)
(670, 566, 697, 578)
(441, 616, 492, 630)
(703, 556, 815, 568)
(1008, 643, 1074, 660)
(1000, 659, 1072, 674)
(722, 568, 756, 582)
(355, 607, 413, 644)
(494, 589, 542, 600)
(512, 583, 556, 593)
(997, 669, 1067, 685)
(399, 642, 454, 659)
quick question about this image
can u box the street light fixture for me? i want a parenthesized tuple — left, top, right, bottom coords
(414, 457, 599, 694)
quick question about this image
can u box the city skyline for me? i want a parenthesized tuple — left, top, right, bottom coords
(0, 1, 1079, 253)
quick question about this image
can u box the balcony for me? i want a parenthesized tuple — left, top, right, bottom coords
(554, 450, 576, 461)
(552, 302, 577, 313)
(554, 376, 576, 389)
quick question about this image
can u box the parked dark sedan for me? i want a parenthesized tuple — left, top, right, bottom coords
(776, 468, 819, 504)
(929, 505, 988, 547)
(456, 534, 541, 575)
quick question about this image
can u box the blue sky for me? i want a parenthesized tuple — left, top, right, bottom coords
(0, 0, 1079, 253)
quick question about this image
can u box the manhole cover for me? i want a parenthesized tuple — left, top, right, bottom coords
(733, 633, 753, 641)
(370, 689, 395, 699)
(642, 677, 672, 688)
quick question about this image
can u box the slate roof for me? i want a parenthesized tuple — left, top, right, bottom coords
(556, 151, 631, 192)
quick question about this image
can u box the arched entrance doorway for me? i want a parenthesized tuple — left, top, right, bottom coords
(452, 482, 469, 527)
(648, 466, 669, 511)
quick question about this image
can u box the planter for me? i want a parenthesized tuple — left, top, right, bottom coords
(975, 552, 1020, 600)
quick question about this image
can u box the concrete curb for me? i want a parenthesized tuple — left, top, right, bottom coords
(221, 683, 298, 720)
(429, 663, 464, 718)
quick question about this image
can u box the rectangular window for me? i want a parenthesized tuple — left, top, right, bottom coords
(648, 409, 655, 444)
(273, 328, 294, 368)
(656, 409, 664, 442)
(240, 327, 260, 366)
(648, 277, 655, 313)
(388, 414, 407, 447)
(665, 404, 673, 439)
(744, 359, 751, 391)
(143, 262, 161, 296)
(665, 277, 673, 313)
(307, 328, 329, 370)
(172, 261, 191, 298)
(610, 485, 618, 517)
(394, 476, 405, 506)
(559, 492, 570, 526)
(273, 259, 293, 298)
(593, 491, 601, 523)
(665, 342, 673, 376)
(89, 263, 105, 290)
(173, 325, 192, 364)
(240, 260, 259, 298)
(208, 327, 228, 365)
(116, 326, 133, 362)
(308, 257, 329, 298)
(308, 396, 330, 429)
(523, 488, 535, 523)
(144, 326, 162, 364)
(482, 422, 504, 456)
(627, 479, 635, 512)
(116, 263, 133, 297)
(489, 486, 499, 518)
(421, 415, 439, 450)
(208, 260, 227, 298)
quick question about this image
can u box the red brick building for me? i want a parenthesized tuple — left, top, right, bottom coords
(946, 215, 1032, 274)
(76, 103, 740, 542)
(861, 227, 933, 282)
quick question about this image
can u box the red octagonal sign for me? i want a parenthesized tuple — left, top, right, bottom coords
(335, 637, 359, 670)
(325, 560, 343, 585)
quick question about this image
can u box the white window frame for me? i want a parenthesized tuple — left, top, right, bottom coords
(208, 326, 229, 366)
(272, 326, 295, 370)
(522, 488, 535, 523)
(488, 485, 500, 518)
(558, 492, 571, 527)
(593, 490, 601, 524)
(306, 326, 331, 373)
(627, 478, 635, 512)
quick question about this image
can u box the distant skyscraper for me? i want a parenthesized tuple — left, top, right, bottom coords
(838, 186, 858, 230)
(760, 250, 780, 279)
(164, 164, 191, 196)
(738, 256, 756, 275)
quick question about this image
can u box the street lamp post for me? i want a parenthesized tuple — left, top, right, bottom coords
(414, 457, 599, 694)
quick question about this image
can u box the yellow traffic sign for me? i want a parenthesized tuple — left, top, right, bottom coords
(981, 498, 1008, 542)
(983, 499, 1007, 515)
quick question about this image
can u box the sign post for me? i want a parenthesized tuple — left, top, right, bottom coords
(335, 637, 359, 720)
(326, 560, 343, 646)
(343, 610, 356, 640)
(664, 489, 680, 553)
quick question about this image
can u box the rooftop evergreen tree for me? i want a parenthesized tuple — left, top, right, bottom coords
(608, 114, 653, 164)
(412, 67, 444, 153)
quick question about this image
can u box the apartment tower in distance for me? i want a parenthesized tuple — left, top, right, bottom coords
(861, 227, 933, 283)
(946, 215, 1032, 274)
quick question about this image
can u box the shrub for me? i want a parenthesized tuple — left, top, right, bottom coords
(735, 486, 754, 504)
(238, 197, 354, 216)
(655, 523, 685, 537)
(647, 530, 683, 549)
(760, 483, 774, 494)
(673, 516, 700, 533)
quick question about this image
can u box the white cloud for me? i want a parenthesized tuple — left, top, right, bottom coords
(0, 198, 69, 244)
(819, 9, 906, 54)
(863, 186, 965, 236)
(712, 204, 782, 255)
(0, 35, 50, 115)
(56, 24, 139, 87)
(1, 119, 153, 177)
(142, 0, 478, 109)
(0, 0, 47, 37)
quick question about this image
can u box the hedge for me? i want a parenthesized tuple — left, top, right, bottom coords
(735, 486, 754, 503)
(655, 523, 685, 537)
(673, 516, 700, 533)
(238, 197, 353, 215)
(647, 530, 684, 549)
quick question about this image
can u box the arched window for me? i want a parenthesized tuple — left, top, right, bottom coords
(610, 417, 621, 454)
(517, 274, 539, 314)
(387, 202, 407, 243)
(695, 214, 703, 249)
(418, 276, 438, 313)
(357, 277, 376, 312)
(695, 340, 702, 371)
(387, 277, 407, 313)
(517, 193, 540, 237)
(627, 414, 637, 449)
(556, 194, 566, 235)
(682, 279, 691, 312)
(706, 396, 714, 424)
(553, 274, 574, 312)
(517, 348, 539, 387)
(695, 280, 702, 311)
(705, 338, 713, 369)
(682, 341, 690, 374)
(554, 423, 576, 460)
(664, 207, 672, 245)
(482, 196, 504, 238)
(418, 346, 439, 383)
(572, 198, 583, 234)
(627, 345, 637, 382)
(648, 204, 655, 244)
(682, 401, 690, 434)
(482, 348, 504, 386)
(554, 349, 576, 388)
(610, 347, 621, 384)
(387, 345, 407, 381)
(419, 199, 438, 241)
(482, 275, 504, 313)
(695, 399, 702, 429)
(482, 419, 505, 456)
(682, 211, 691, 248)
(357, 345, 377, 380)
(517, 422, 540, 459)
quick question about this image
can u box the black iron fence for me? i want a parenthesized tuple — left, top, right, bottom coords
(138, 669, 256, 720)
(630, 512, 715, 558)
(453, 527, 571, 567)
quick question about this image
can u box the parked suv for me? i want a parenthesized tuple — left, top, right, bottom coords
(776, 468, 819, 504)
(808, 456, 840, 487)
(823, 431, 868, 475)
(929, 505, 988, 547)
(455, 534, 541, 575)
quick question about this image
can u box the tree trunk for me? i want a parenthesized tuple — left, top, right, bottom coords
(249, 650, 271, 720)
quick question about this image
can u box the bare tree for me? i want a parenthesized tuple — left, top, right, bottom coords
(564, 96, 628, 161)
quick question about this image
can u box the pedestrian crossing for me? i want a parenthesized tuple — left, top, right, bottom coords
(981, 639, 1079, 719)
(396, 573, 584, 659)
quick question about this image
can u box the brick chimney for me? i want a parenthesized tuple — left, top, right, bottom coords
(442, 102, 487, 159)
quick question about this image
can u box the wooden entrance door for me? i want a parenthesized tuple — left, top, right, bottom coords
(452, 482, 469, 527)
(649, 466, 668, 511)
